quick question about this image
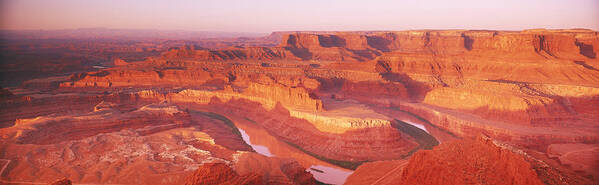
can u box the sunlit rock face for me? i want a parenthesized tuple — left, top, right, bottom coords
(401, 137, 544, 185)
(47, 178, 72, 185)
(346, 136, 545, 185)
(1, 29, 598, 184)
(183, 163, 263, 185)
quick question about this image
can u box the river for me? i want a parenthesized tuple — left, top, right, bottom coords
(233, 115, 436, 184)
(236, 124, 353, 185)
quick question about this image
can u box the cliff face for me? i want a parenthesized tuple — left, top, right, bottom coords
(233, 152, 317, 185)
(162, 46, 300, 61)
(400, 137, 544, 185)
(345, 137, 545, 185)
(280, 33, 381, 61)
(343, 160, 408, 185)
(184, 156, 317, 185)
(156, 83, 322, 112)
(183, 163, 262, 185)
(278, 30, 598, 61)
(159, 29, 597, 64)
(113, 58, 129, 66)
(60, 68, 227, 88)
(47, 178, 72, 185)
(241, 83, 323, 111)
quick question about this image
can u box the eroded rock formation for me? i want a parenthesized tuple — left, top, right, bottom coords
(183, 163, 262, 185)
(345, 136, 550, 185)
(400, 136, 544, 185)
(47, 178, 72, 185)
(1, 29, 598, 184)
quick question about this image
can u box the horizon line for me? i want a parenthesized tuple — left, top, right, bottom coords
(1, 27, 597, 33)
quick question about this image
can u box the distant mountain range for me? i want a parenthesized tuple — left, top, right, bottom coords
(0, 28, 269, 40)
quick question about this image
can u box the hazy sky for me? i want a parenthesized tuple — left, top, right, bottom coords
(1, 0, 598, 33)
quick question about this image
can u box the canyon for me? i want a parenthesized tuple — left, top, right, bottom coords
(1, 29, 598, 184)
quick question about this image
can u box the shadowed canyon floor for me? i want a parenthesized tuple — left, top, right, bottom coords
(1, 29, 599, 184)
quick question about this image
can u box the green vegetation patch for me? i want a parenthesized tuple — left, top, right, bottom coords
(391, 119, 440, 158)
(282, 140, 366, 170)
(391, 107, 460, 138)
(190, 110, 242, 139)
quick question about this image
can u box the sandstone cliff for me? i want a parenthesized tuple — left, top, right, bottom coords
(163, 29, 597, 62)
(183, 163, 262, 185)
(345, 136, 545, 185)
(47, 178, 72, 185)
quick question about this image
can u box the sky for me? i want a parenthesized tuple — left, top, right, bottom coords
(1, 0, 598, 33)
